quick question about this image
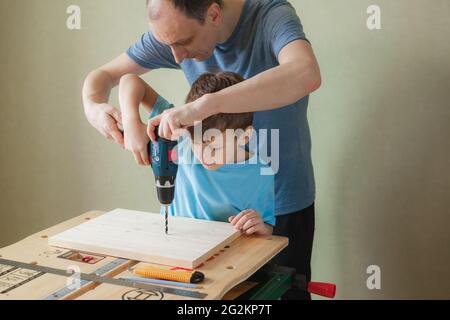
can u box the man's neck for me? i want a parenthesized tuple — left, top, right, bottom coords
(217, 0, 245, 44)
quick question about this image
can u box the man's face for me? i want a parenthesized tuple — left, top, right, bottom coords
(148, 1, 220, 64)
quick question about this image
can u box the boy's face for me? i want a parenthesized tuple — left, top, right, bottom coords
(191, 133, 225, 170)
(190, 128, 253, 170)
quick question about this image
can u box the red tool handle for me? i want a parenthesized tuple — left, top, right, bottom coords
(307, 282, 336, 298)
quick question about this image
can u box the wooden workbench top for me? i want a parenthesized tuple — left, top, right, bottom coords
(0, 211, 288, 300)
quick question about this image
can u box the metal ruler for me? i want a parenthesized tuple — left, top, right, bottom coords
(0, 258, 207, 299)
(45, 258, 127, 300)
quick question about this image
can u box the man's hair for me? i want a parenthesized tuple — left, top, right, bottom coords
(186, 72, 253, 138)
(146, 0, 223, 23)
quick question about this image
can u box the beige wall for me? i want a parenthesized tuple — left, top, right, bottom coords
(0, 0, 449, 299)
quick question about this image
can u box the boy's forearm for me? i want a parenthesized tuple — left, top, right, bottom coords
(120, 80, 144, 124)
(204, 60, 321, 116)
(119, 75, 158, 124)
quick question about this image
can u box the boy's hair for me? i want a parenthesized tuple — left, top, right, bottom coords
(186, 72, 253, 138)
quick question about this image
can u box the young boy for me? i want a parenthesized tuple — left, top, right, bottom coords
(119, 72, 275, 236)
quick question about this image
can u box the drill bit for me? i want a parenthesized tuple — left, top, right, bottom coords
(164, 206, 169, 235)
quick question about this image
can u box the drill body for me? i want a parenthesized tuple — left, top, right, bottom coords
(148, 134, 178, 233)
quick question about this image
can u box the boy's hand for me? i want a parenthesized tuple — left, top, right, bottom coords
(123, 120, 150, 166)
(228, 209, 273, 236)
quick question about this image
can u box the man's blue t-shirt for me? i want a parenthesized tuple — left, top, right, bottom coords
(127, 0, 315, 216)
(151, 96, 276, 226)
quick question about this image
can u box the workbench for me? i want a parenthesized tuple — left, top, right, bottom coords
(0, 210, 291, 300)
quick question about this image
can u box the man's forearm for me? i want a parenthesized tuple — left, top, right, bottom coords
(82, 69, 114, 114)
(206, 59, 321, 115)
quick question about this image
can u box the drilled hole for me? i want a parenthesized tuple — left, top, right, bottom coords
(41, 235, 48, 239)
(226, 266, 235, 270)
(85, 217, 91, 220)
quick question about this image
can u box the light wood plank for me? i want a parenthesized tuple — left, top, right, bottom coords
(48, 209, 241, 269)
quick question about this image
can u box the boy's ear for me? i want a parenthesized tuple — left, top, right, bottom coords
(237, 126, 254, 146)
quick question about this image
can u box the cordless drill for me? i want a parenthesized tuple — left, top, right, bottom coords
(148, 130, 178, 235)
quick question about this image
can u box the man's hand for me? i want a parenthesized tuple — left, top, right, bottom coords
(82, 53, 151, 147)
(147, 94, 215, 141)
(229, 209, 273, 236)
(85, 103, 124, 147)
(124, 120, 151, 166)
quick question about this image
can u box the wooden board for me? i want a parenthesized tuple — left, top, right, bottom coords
(48, 209, 241, 269)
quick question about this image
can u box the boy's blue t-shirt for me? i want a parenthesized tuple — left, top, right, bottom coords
(151, 96, 275, 226)
(128, 0, 315, 215)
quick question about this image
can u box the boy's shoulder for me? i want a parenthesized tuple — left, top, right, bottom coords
(150, 95, 174, 118)
(227, 153, 275, 179)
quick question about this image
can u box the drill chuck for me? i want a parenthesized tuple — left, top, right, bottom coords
(155, 177, 176, 206)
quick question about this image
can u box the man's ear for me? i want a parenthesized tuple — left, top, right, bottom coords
(237, 126, 254, 146)
(207, 2, 222, 26)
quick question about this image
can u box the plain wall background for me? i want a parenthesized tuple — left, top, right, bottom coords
(0, 0, 449, 299)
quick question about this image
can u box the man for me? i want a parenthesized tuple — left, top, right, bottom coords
(82, 0, 321, 299)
